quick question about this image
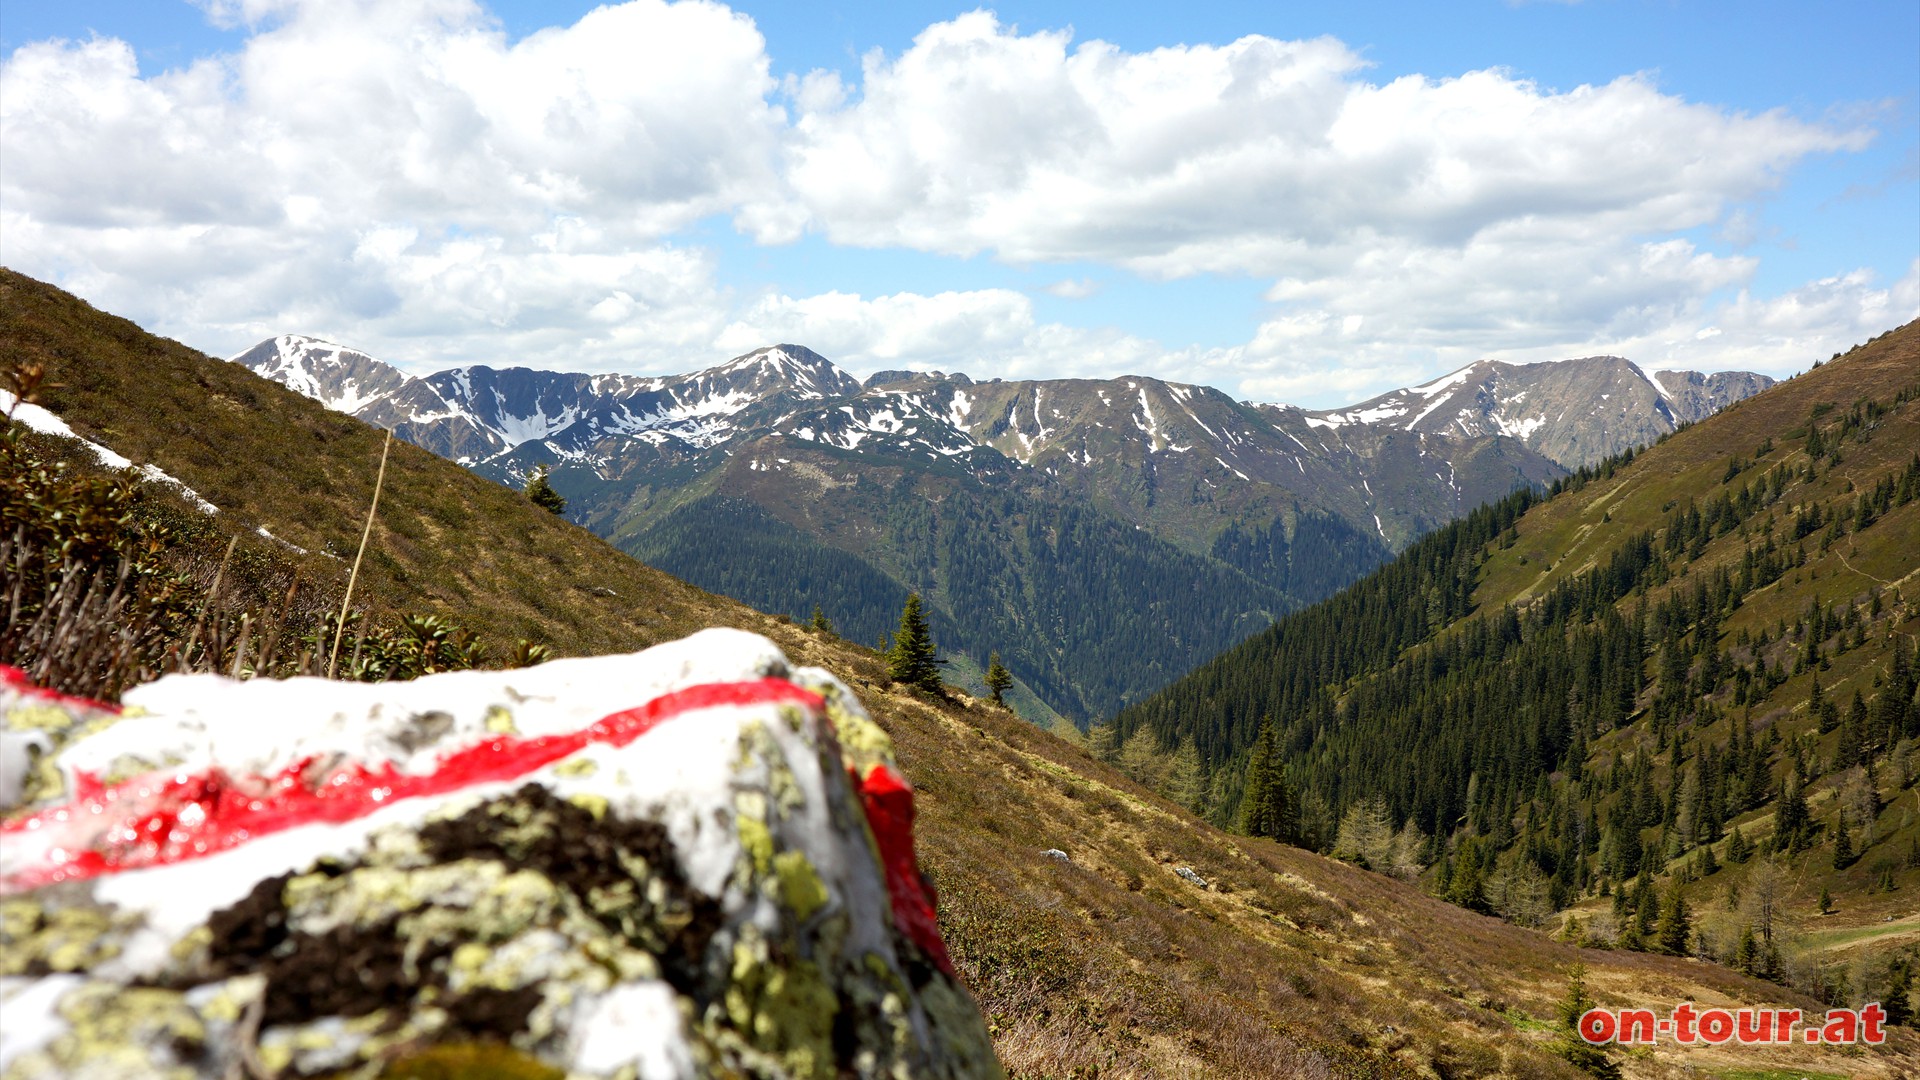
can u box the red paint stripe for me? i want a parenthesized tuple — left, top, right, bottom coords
(857, 762, 956, 977)
(1, 678, 823, 892)
(1, 665, 121, 715)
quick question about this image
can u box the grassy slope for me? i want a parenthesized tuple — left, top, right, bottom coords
(5, 267, 1913, 1077)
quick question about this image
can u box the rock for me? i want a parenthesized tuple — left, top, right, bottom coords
(1040, 849, 1070, 863)
(0, 629, 1001, 1079)
(1174, 867, 1209, 889)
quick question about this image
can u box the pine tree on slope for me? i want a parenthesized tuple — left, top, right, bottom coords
(888, 593, 942, 693)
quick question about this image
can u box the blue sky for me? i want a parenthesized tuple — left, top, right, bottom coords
(1, 0, 1913, 405)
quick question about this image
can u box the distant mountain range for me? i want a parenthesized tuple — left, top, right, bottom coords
(235, 334, 1771, 720)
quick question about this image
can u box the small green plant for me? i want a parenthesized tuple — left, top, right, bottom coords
(508, 639, 554, 668)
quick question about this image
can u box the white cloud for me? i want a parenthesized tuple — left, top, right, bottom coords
(1042, 277, 1099, 299)
(0, 3, 1907, 405)
(765, 12, 1867, 277)
(717, 288, 1033, 366)
(0, 0, 780, 370)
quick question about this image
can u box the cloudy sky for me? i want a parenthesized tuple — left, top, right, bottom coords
(2, 0, 1914, 406)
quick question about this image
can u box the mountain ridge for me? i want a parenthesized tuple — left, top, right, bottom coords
(235, 333, 1769, 721)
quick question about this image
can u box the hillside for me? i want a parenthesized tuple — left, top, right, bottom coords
(6, 267, 1911, 1076)
(1119, 319, 1920, 1016)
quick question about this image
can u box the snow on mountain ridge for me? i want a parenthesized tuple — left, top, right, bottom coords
(234, 336, 1770, 488)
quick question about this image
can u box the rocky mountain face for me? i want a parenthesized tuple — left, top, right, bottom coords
(0, 631, 999, 1079)
(236, 336, 1766, 720)
(1302, 355, 1774, 468)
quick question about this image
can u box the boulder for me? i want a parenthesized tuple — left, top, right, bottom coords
(0, 629, 1001, 1079)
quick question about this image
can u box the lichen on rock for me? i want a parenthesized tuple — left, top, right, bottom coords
(0, 629, 1002, 1078)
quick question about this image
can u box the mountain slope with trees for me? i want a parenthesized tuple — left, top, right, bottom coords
(1116, 319, 1920, 1013)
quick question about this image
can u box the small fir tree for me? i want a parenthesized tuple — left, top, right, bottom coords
(1554, 963, 1622, 1079)
(808, 605, 836, 637)
(524, 465, 566, 515)
(1884, 961, 1912, 1028)
(1734, 925, 1759, 975)
(1655, 878, 1692, 956)
(1726, 825, 1751, 864)
(887, 592, 942, 693)
(984, 651, 1013, 706)
(1816, 885, 1833, 915)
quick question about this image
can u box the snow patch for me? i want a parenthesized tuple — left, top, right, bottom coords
(4, 391, 218, 514)
(1409, 364, 1476, 398)
(1214, 456, 1250, 481)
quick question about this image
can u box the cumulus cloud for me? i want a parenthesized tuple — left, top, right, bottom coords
(0, 0, 779, 370)
(765, 12, 1865, 275)
(715, 286, 1201, 385)
(0, 3, 1907, 400)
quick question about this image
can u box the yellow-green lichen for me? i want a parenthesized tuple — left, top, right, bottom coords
(564, 792, 608, 821)
(736, 792, 774, 879)
(483, 705, 517, 734)
(719, 926, 840, 1080)
(0, 902, 122, 975)
(814, 690, 896, 777)
(5, 702, 79, 734)
(193, 974, 265, 1025)
(773, 850, 829, 922)
(41, 983, 205, 1079)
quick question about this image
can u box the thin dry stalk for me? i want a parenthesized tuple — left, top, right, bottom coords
(228, 613, 252, 679)
(180, 535, 239, 671)
(330, 428, 393, 679)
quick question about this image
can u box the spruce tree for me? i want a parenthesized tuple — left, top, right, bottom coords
(808, 605, 836, 637)
(1239, 716, 1298, 844)
(1734, 925, 1758, 974)
(1884, 961, 1912, 1028)
(984, 651, 1013, 706)
(1726, 824, 1751, 864)
(1554, 963, 1622, 1079)
(524, 465, 566, 515)
(1656, 878, 1691, 955)
(887, 592, 942, 693)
